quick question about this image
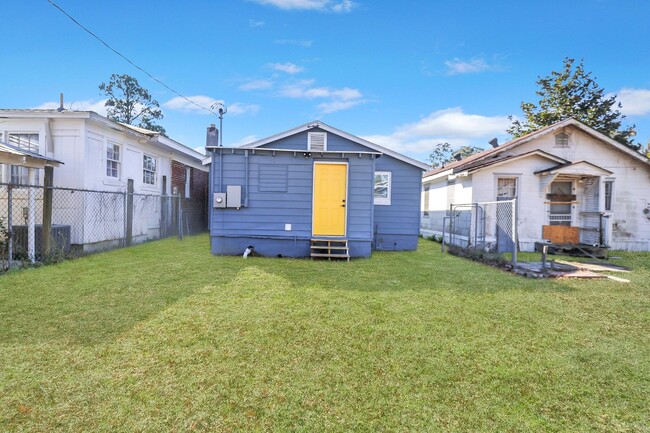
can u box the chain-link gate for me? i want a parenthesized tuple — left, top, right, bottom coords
(444, 198, 517, 264)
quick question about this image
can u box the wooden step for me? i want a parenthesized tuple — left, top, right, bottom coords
(310, 238, 350, 261)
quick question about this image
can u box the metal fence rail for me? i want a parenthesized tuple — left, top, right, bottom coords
(0, 182, 204, 271)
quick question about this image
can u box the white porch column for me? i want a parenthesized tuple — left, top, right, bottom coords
(27, 167, 37, 263)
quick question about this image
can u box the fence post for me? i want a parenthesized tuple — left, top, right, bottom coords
(126, 179, 134, 246)
(448, 203, 454, 247)
(42, 166, 54, 259)
(7, 185, 13, 268)
(27, 169, 37, 263)
(161, 175, 167, 238)
(512, 198, 518, 266)
(177, 193, 183, 240)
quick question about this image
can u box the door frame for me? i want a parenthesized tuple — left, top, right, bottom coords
(312, 161, 349, 237)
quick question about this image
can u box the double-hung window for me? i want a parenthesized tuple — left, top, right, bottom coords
(106, 142, 121, 178)
(9, 133, 40, 185)
(143, 154, 157, 186)
(496, 177, 517, 199)
(604, 180, 614, 211)
(374, 171, 392, 205)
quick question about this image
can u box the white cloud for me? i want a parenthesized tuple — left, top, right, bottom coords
(227, 134, 260, 147)
(249, 19, 265, 27)
(249, 0, 354, 12)
(163, 96, 222, 113)
(227, 103, 261, 115)
(279, 79, 364, 113)
(163, 96, 259, 116)
(274, 39, 313, 47)
(240, 79, 274, 91)
(613, 88, 650, 116)
(444, 58, 493, 75)
(268, 62, 305, 74)
(34, 99, 108, 115)
(362, 108, 512, 158)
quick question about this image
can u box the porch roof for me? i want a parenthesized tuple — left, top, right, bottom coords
(534, 160, 613, 177)
(0, 141, 63, 169)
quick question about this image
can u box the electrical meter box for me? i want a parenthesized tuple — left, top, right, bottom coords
(226, 185, 242, 208)
(213, 193, 226, 208)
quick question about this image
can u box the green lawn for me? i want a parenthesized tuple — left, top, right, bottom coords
(1, 235, 648, 432)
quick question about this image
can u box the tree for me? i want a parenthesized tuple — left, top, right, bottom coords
(99, 74, 166, 135)
(428, 142, 484, 168)
(507, 58, 639, 150)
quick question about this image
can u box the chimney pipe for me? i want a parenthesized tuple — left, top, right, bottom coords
(489, 137, 498, 148)
(56, 93, 65, 112)
(206, 124, 219, 148)
(453, 152, 463, 161)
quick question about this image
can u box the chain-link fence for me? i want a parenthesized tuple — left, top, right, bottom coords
(0, 183, 205, 270)
(422, 199, 517, 264)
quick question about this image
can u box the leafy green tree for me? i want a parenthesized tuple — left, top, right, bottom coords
(99, 74, 166, 135)
(428, 142, 484, 168)
(508, 58, 639, 150)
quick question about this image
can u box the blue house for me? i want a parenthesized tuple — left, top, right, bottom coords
(206, 121, 429, 258)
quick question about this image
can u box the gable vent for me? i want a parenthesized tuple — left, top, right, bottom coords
(308, 132, 327, 151)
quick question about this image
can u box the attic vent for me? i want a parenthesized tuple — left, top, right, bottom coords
(555, 132, 569, 148)
(308, 132, 327, 151)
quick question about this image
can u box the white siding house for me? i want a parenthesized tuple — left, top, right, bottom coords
(0, 109, 207, 251)
(421, 118, 650, 251)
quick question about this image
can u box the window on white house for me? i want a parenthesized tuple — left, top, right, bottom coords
(555, 132, 569, 147)
(143, 154, 157, 185)
(423, 184, 430, 216)
(604, 180, 614, 211)
(9, 133, 40, 185)
(185, 167, 191, 198)
(106, 142, 120, 178)
(374, 171, 391, 205)
(308, 132, 327, 151)
(497, 177, 517, 199)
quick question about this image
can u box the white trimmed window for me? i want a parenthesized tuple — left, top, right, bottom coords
(497, 177, 517, 199)
(374, 171, 392, 205)
(604, 180, 614, 211)
(106, 142, 121, 178)
(143, 154, 157, 185)
(308, 132, 327, 151)
(9, 133, 40, 185)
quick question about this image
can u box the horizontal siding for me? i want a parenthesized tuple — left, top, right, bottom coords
(373, 156, 423, 237)
(211, 151, 372, 239)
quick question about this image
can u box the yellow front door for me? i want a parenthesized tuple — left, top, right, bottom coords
(313, 162, 347, 236)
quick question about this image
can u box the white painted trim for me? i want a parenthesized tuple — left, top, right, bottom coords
(373, 171, 392, 205)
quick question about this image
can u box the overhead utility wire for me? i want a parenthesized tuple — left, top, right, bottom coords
(47, 0, 219, 117)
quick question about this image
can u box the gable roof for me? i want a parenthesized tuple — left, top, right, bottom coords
(238, 120, 430, 170)
(422, 118, 649, 178)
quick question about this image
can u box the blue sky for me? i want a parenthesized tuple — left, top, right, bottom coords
(3, 0, 650, 162)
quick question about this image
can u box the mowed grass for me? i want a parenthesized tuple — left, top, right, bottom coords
(1, 236, 648, 432)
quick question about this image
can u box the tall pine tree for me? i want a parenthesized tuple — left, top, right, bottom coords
(508, 58, 639, 151)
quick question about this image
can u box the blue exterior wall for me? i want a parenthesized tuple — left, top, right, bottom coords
(210, 147, 374, 257)
(209, 127, 424, 257)
(373, 157, 423, 251)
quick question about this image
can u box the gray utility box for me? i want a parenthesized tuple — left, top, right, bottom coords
(213, 193, 226, 208)
(226, 185, 242, 208)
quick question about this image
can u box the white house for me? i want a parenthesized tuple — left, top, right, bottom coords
(0, 109, 208, 251)
(421, 118, 650, 251)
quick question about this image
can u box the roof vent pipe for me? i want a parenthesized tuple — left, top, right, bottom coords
(489, 137, 499, 148)
(453, 152, 463, 161)
(57, 93, 65, 112)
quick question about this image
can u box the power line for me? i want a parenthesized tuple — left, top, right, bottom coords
(47, 0, 219, 117)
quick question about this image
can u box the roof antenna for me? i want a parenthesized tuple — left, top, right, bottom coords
(56, 93, 65, 112)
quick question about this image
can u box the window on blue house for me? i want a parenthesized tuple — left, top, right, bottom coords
(374, 171, 391, 205)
